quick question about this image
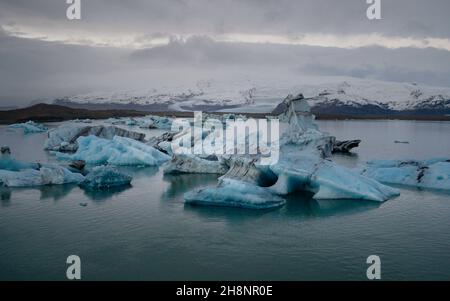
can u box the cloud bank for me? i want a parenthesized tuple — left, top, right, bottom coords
(1, 0, 449, 106)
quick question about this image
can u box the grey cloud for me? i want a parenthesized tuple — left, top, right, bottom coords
(1, 0, 450, 39)
(130, 36, 450, 85)
(1, 1, 450, 107)
(2, 33, 450, 107)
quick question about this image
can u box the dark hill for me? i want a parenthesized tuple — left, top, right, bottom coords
(0, 103, 147, 124)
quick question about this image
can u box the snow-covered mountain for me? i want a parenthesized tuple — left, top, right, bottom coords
(53, 77, 450, 116)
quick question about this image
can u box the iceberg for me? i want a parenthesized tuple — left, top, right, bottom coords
(141, 115, 172, 129)
(0, 157, 40, 171)
(163, 154, 229, 174)
(44, 124, 146, 152)
(312, 160, 400, 201)
(181, 93, 399, 208)
(8, 121, 48, 134)
(184, 178, 286, 209)
(80, 166, 132, 189)
(55, 135, 170, 166)
(103, 115, 172, 129)
(258, 148, 399, 202)
(147, 131, 177, 155)
(332, 140, 361, 153)
(361, 158, 450, 191)
(0, 164, 84, 187)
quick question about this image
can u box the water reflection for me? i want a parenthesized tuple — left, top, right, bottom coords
(39, 184, 78, 201)
(161, 174, 218, 201)
(81, 185, 132, 202)
(310, 199, 380, 217)
(184, 190, 381, 223)
(0, 187, 11, 206)
(183, 203, 276, 223)
(284, 192, 380, 218)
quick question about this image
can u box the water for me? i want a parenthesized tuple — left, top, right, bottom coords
(1, 120, 450, 280)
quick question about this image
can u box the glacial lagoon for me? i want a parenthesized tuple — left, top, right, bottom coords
(1, 119, 450, 280)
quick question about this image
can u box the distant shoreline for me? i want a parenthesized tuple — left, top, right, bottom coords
(314, 114, 450, 121)
(1, 103, 450, 124)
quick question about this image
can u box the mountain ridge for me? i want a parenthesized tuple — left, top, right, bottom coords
(49, 78, 450, 117)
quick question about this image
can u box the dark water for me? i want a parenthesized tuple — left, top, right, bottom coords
(1, 120, 450, 280)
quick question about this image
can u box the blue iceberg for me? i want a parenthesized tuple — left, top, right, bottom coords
(55, 135, 170, 166)
(9, 121, 48, 134)
(80, 166, 132, 189)
(269, 146, 399, 202)
(0, 162, 84, 187)
(184, 178, 286, 209)
(361, 158, 450, 191)
(181, 95, 400, 208)
(0, 157, 40, 171)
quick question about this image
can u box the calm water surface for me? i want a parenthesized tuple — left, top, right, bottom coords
(0, 120, 450, 280)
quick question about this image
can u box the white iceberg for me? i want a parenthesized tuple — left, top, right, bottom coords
(184, 178, 286, 209)
(9, 121, 48, 134)
(55, 135, 170, 166)
(361, 158, 450, 191)
(44, 123, 146, 152)
(80, 166, 132, 189)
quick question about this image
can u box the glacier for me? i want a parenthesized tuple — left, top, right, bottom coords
(54, 135, 170, 166)
(80, 166, 132, 189)
(53, 76, 450, 115)
(360, 158, 450, 191)
(9, 121, 48, 134)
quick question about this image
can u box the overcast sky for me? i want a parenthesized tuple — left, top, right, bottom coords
(1, 0, 450, 106)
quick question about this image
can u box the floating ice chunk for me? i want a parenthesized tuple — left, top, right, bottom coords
(220, 157, 278, 187)
(0, 165, 84, 187)
(80, 166, 132, 189)
(9, 121, 47, 134)
(361, 158, 450, 191)
(147, 132, 178, 155)
(313, 161, 400, 201)
(0, 157, 40, 171)
(44, 123, 86, 151)
(146, 115, 172, 129)
(269, 147, 399, 202)
(55, 135, 170, 166)
(45, 123, 146, 152)
(421, 162, 450, 190)
(72, 119, 92, 123)
(163, 154, 229, 174)
(125, 118, 139, 126)
(332, 140, 361, 153)
(184, 178, 285, 209)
